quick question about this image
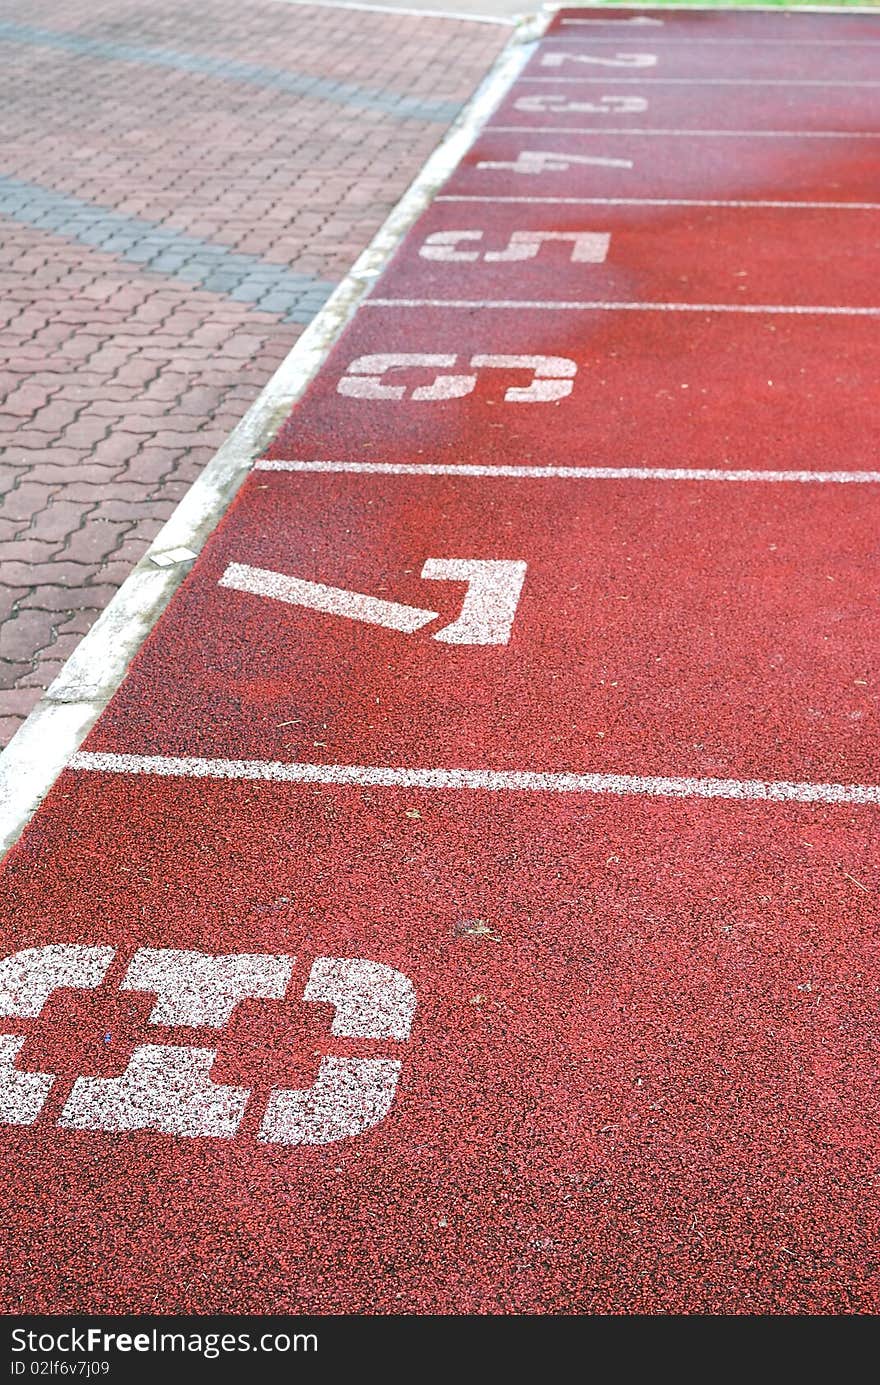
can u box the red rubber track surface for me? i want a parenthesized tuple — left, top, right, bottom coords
(370, 201, 880, 309)
(492, 81, 880, 134)
(2, 8, 879, 1316)
(446, 131, 880, 202)
(2, 776, 878, 1314)
(269, 309, 880, 472)
(92, 473, 877, 786)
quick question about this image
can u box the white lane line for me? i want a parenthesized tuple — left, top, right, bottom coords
(550, 1, 880, 9)
(68, 753, 880, 807)
(256, 460, 880, 485)
(547, 1, 880, 10)
(437, 195, 880, 210)
(365, 299, 880, 316)
(0, 11, 553, 860)
(548, 35, 880, 45)
(517, 77, 880, 86)
(556, 13, 665, 22)
(487, 126, 880, 138)
(219, 563, 439, 633)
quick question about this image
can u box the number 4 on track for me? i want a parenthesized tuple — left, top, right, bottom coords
(477, 150, 633, 175)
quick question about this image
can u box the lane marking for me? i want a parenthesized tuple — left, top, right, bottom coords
(120, 949, 295, 1028)
(438, 196, 880, 210)
(68, 753, 880, 807)
(257, 1055, 402, 1146)
(539, 51, 659, 68)
(255, 460, 880, 485)
(63, 953, 414, 1145)
(418, 229, 611, 263)
(0, 12, 552, 860)
(516, 77, 880, 86)
(557, 15, 665, 25)
(1, 943, 416, 1144)
(220, 558, 527, 645)
(561, 1, 880, 8)
(487, 126, 880, 138)
(550, 34, 880, 45)
(220, 563, 440, 634)
(422, 558, 527, 645)
(59, 1047, 250, 1139)
(0, 1039, 55, 1127)
(337, 352, 577, 402)
(365, 299, 880, 316)
(476, 150, 634, 171)
(512, 94, 648, 112)
(0, 944, 115, 1020)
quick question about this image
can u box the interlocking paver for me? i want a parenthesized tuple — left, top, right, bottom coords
(0, 0, 505, 743)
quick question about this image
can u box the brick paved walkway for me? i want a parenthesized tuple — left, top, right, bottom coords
(0, 0, 505, 745)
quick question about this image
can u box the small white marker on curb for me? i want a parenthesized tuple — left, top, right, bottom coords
(150, 547, 198, 569)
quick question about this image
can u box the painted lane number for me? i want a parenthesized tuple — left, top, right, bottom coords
(418, 229, 610, 265)
(0, 945, 416, 1145)
(513, 94, 648, 115)
(337, 353, 576, 403)
(560, 14, 664, 23)
(540, 51, 658, 69)
(220, 558, 527, 647)
(476, 150, 632, 174)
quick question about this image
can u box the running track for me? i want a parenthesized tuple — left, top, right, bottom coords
(1, 7, 879, 1315)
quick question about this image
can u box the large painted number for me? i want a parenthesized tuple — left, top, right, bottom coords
(59, 950, 295, 1137)
(421, 559, 527, 645)
(419, 230, 610, 265)
(259, 958, 416, 1145)
(471, 354, 576, 403)
(0, 944, 114, 1125)
(337, 353, 576, 403)
(337, 353, 473, 402)
(477, 150, 632, 175)
(513, 94, 648, 115)
(540, 51, 657, 69)
(0, 945, 416, 1145)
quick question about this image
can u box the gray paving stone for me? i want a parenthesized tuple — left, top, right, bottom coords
(0, 174, 337, 311)
(0, 19, 462, 121)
